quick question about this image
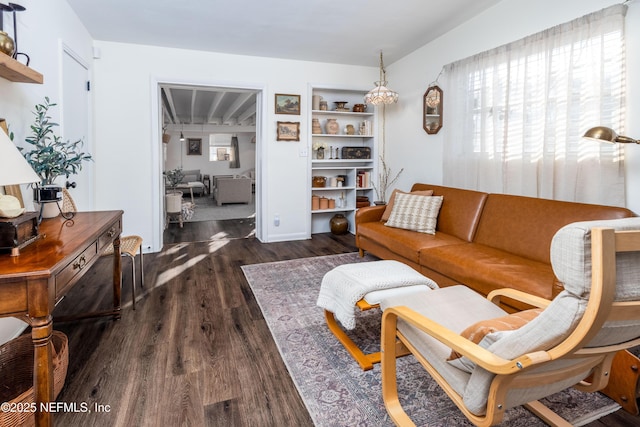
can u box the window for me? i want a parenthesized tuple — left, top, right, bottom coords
(209, 134, 235, 162)
(443, 5, 626, 206)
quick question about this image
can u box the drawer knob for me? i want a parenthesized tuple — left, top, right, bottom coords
(107, 227, 117, 238)
(73, 255, 87, 270)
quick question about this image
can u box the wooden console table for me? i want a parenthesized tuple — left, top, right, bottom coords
(0, 211, 123, 427)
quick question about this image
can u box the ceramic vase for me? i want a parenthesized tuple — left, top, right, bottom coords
(326, 119, 339, 135)
(312, 118, 322, 134)
(330, 214, 349, 235)
(312, 95, 322, 110)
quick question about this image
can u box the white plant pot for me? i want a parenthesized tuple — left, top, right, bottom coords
(35, 201, 61, 219)
(166, 192, 183, 214)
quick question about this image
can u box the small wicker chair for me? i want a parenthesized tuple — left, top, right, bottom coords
(102, 236, 144, 310)
(62, 189, 144, 309)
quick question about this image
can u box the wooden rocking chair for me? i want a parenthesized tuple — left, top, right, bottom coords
(380, 218, 640, 426)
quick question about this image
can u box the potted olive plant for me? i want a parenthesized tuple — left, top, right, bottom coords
(19, 97, 92, 217)
(164, 167, 185, 192)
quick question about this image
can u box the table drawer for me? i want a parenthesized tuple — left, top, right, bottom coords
(0, 281, 28, 315)
(56, 241, 98, 296)
(98, 220, 121, 251)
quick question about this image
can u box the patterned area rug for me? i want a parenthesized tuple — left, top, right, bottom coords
(187, 194, 255, 222)
(241, 253, 621, 427)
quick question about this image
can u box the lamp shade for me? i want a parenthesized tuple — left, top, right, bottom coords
(583, 126, 639, 144)
(0, 128, 40, 186)
(364, 82, 399, 105)
(364, 52, 399, 106)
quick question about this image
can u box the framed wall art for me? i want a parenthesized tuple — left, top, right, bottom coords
(275, 94, 300, 115)
(276, 121, 300, 141)
(187, 138, 202, 155)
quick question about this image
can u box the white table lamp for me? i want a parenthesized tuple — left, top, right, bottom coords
(0, 129, 40, 218)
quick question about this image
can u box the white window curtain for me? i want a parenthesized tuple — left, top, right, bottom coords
(443, 4, 627, 206)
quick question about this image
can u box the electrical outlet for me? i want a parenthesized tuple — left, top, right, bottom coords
(274, 215, 280, 226)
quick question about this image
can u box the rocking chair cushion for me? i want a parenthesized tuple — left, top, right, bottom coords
(551, 217, 640, 347)
(462, 291, 588, 413)
(552, 217, 640, 302)
(381, 285, 507, 398)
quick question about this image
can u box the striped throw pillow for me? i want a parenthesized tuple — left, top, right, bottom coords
(384, 193, 443, 234)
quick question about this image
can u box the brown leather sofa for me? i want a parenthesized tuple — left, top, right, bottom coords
(355, 183, 635, 311)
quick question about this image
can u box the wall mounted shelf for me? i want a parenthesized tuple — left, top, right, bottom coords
(0, 54, 43, 84)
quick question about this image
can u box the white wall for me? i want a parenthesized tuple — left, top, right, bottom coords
(0, 0, 93, 344)
(91, 41, 378, 250)
(0, 0, 93, 192)
(385, 0, 640, 215)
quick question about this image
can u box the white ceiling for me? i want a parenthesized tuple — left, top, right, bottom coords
(66, 0, 501, 128)
(66, 0, 500, 67)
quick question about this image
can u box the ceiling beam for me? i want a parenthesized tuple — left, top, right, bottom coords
(237, 102, 256, 125)
(207, 92, 226, 123)
(223, 93, 252, 124)
(166, 124, 256, 133)
(164, 88, 180, 124)
(162, 108, 173, 125)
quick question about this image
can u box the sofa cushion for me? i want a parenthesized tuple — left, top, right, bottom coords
(357, 221, 466, 264)
(420, 243, 556, 302)
(382, 188, 434, 221)
(180, 169, 201, 183)
(410, 184, 488, 242)
(473, 194, 634, 264)
(385, 194, 443, 234)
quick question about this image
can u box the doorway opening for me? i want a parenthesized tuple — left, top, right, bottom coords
(158, 83, 261, 245)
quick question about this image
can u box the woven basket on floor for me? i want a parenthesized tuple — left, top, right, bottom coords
(0, 331, 69, 427)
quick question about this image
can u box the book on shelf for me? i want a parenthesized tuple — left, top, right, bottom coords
(359, 120, 372, 136)
(357, 170, 371, 188)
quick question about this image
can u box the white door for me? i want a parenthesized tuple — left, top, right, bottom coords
(61, 46, 93, 210)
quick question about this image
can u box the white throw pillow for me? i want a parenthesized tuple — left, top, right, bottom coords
(382, 188, 434, 221)
(384, 193, 443, 234)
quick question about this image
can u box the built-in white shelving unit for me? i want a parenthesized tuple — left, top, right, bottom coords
(308, 86, 377, 235)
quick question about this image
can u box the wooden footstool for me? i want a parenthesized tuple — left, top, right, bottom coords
(317, 260, 438, 371)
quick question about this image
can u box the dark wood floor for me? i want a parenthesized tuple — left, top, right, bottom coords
(47, 220, 638, 426)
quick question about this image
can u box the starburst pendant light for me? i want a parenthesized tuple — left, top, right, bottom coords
(364, 51, 398, 105)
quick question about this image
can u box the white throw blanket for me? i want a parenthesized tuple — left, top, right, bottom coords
(317, 260, 438, 330)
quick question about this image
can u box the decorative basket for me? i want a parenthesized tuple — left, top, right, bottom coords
(312, 176, 326, 188)
(0, 331, 69, 427)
